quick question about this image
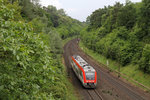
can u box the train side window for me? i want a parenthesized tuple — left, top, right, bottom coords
(74, 62, 78, 69)
(81, 72, 83, 79)
(80, 70, 82, 76)
(79, 69, 82, 78)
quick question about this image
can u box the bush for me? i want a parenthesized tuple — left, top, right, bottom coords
(139, 44, 150, 73)
(0, 1, 68, 99)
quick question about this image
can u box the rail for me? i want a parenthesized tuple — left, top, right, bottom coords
(87, 89, 103, 100)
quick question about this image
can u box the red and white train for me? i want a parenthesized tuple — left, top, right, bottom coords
(71, 55, 97, 88)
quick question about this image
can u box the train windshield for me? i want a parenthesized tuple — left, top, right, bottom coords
(85, 72, 95, 80)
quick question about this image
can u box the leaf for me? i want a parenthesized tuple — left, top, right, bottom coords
(13, 49, 16, 55)
(16, 55, 20, 60)
(3, 46, 7, 51)
(0, 85, 4, 90)
(10, 82, 15, 85)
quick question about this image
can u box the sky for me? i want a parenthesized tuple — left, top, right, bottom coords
(40, 0, 141, 22)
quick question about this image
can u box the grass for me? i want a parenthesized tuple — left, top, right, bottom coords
(79, 41, 150, 91)
(61, 57, 80, 100)
(63, 69, 78, 100)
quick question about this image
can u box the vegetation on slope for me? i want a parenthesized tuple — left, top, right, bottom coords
(80, 41, 150, 90)
(81, 0, 150, 73)
(0, 0, 82, 99)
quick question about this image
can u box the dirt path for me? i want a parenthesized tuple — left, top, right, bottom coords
(63, 38, 150, 100)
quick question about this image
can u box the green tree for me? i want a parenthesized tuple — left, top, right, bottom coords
(137, 0, 150, 42)
(139, 44, 150, 73)
(117, 2, 136, 29)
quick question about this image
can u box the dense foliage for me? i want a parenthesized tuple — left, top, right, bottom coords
(19, 0, 82, 39)
(81, 0, 150, 73)
(0, 0, 82, 99)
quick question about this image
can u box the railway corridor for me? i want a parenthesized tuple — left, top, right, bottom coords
(63, 39, 150, 100)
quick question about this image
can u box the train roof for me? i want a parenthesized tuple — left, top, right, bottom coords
(72, 55, 95, 72)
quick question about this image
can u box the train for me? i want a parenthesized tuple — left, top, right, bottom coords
(71, 55, 97, 88)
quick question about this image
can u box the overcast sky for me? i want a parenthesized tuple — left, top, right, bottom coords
(40, 0, 141, 22)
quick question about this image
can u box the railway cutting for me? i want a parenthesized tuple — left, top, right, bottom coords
(63, 38, 150, 100)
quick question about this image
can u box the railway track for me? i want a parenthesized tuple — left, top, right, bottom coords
(87, 57, 146, 100)
(87, 89, 103, 100)
(63, 39, 150, 100)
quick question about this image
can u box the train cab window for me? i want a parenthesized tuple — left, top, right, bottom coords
(85, 72, 95, 80)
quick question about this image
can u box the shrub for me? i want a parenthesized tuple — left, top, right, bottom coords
(0, 1, 67, 99)
(139, 44, 150, 73)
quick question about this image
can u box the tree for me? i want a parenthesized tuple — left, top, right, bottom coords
(31, 0, 40, 5)
(137, 0, 150, 42)
(86, 16, 91, 24)
(58, 9, 66, 16)
(49, 31, 63, 54)
(139, 44, 150, 73)
(20, 0, 35, 20)
(89, 8, 107, 28)
(117, 2, 136, 29)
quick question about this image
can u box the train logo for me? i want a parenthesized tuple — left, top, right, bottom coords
(71, 55, 97, 88)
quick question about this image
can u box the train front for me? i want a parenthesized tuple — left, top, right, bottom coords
(83, 67, 97, 88)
